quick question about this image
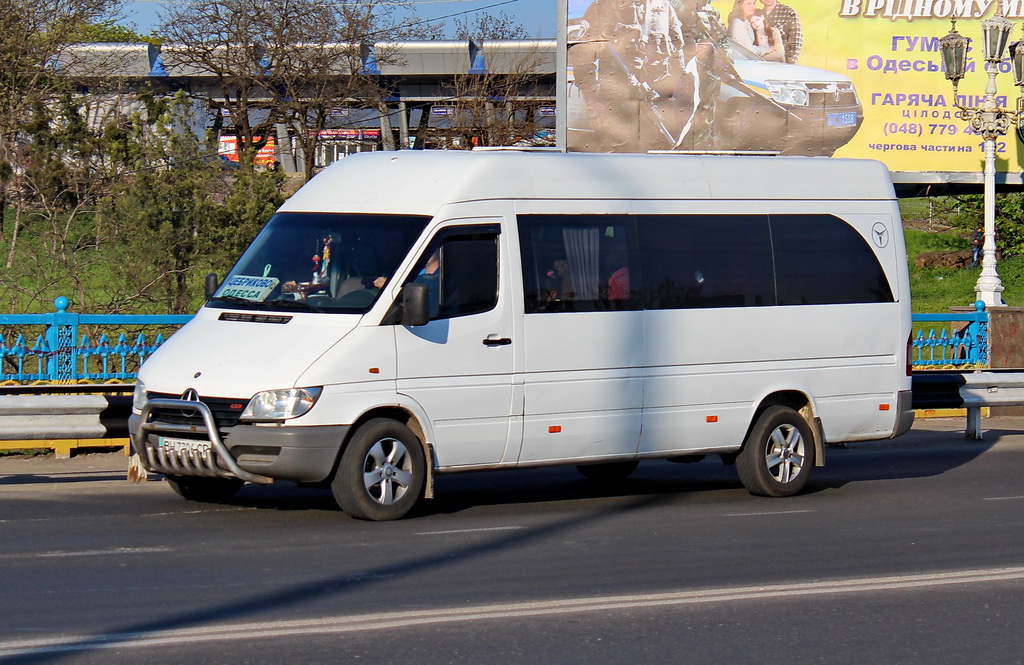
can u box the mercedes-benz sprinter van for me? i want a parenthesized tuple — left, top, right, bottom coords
(130, 150, 914, 520)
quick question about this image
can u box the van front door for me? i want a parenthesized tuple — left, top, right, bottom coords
(395, 222, 516, 468)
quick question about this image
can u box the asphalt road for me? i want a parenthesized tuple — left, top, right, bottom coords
(1, 417, 1023, 664)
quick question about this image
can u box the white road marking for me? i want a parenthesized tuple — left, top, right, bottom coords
(0, 547, 171, 560)
(0, 507, 252, 525)
(983, 496, 1024, 501)
(415, 526, 527, 536)
(138, 508, 255, 517)
(2, 565, 1023, 657)
(723, 509, 818, 517)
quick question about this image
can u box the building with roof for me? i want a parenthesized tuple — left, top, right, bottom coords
(55, 39, 557, 174)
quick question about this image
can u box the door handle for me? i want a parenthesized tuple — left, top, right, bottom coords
(482, 336, 512, 346)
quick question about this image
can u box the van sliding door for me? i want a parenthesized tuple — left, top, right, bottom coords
(516, 213, 643, 464)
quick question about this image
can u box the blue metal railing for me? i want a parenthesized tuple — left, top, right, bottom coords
(0, 297, 193, 383)
(911, 301, 989, 368)
(0, 296, 992, 382)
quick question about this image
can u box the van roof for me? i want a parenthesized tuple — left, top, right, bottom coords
(281, 150, 895, 216)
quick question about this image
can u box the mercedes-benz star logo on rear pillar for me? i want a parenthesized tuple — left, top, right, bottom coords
(872, 222, 889, 249)
(182, 388, 200, 402)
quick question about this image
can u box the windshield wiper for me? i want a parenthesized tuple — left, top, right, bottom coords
(212, 295, 258, 307)
(265, 298, 327, 313)
(213, 295, 326, 313)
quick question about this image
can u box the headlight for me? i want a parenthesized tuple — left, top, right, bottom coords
(133, 380, 148, 414)
(241, 387, 323, 422)
(765, 82, 810, 107)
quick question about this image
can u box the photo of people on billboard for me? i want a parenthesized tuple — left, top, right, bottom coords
(566, 0, 863, 155)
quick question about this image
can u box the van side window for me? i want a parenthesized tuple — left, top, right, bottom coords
(519, 214, 640, 313)
(771, 214, 895, 305)
(638, 215, 775, 309)
(404, 227, 500, 320)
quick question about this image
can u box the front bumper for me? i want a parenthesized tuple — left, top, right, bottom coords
(130, 399, 347, 484)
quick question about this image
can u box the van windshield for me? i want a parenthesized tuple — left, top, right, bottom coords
(207, 212, 429, 314)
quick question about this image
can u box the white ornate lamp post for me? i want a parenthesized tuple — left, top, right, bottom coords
(940, 10, 1021, 307)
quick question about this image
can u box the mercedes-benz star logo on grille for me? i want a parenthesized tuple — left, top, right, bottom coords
(182, 388, 200, 402)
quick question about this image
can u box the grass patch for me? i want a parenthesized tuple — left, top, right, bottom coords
(0, 449, 49, 457)
(904, 227, 1024, 311)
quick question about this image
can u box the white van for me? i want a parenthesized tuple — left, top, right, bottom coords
(129, 150, 914, 520)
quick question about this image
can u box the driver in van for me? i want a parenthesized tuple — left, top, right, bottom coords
(413, 249, 441, 318)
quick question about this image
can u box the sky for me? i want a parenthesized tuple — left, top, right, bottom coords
(115, 0, 559, 38)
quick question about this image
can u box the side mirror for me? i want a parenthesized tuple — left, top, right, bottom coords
(205, 273, 219, 300)
(402, 283, 430, 327)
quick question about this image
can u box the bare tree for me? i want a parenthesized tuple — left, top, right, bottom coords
(161, 0, 439, 177)
(453, 11, 532, 41)
(424, 38, 554, 150)
(160, 0, 285, 172)
(414, 12, 553, 150)
(268, 0, 417, 181)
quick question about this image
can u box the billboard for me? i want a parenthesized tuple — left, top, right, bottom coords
(565, 0, 1024, 178)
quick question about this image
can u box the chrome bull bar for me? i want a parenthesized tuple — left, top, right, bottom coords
(138, 398, 272, 484)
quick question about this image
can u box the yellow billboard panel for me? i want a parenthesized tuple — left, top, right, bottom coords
(565, 0, 1024, 175)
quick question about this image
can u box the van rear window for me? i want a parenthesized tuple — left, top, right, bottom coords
(772, 214, 894, 305)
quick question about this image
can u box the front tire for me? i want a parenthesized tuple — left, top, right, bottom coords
(166, 475, 244, 503)
(736, 406, 815, 497)
(332, 418, 426, 521)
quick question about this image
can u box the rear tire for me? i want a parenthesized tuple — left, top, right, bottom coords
(576, 460, 639, 482)
(736, 406, 814, 497)
(332, 418, 426, 521)
(166, 475, 244, 503)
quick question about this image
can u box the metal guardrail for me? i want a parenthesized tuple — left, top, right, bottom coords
(911, 301, 988, 369)
(911, 370, 1024, 439)
(0, 394, 131, 439)
(0, 297, 192, 383)
(960, 372, 1024, 440)
(0, 385, 134, 457)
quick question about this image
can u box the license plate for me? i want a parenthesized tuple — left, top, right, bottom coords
(828, 112, 858, 128)
(158, 437, 212, 456)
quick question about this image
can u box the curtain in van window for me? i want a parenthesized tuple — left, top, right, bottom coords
(562, 227, 601, 300)
(518, 214, 639, 313)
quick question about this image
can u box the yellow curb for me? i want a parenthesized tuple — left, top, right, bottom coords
(915, 407, 990, 418)
(0, 438, 130, 457)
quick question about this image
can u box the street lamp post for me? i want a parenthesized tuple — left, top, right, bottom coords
(939, 9, 1024, 307)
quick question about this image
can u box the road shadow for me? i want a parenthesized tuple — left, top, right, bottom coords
(0, 470, 129, 486)
(214, 420, 1004, 516)
(0, 419, 1011, 513)
(808, 420, 1002, 491)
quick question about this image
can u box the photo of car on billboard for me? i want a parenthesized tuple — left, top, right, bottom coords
(566, 0, 863, 156)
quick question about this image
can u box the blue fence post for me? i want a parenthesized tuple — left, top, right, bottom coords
(911, 301, 989, 369)
(969, 300, 989, 367)
(44, 296, 78, 382)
